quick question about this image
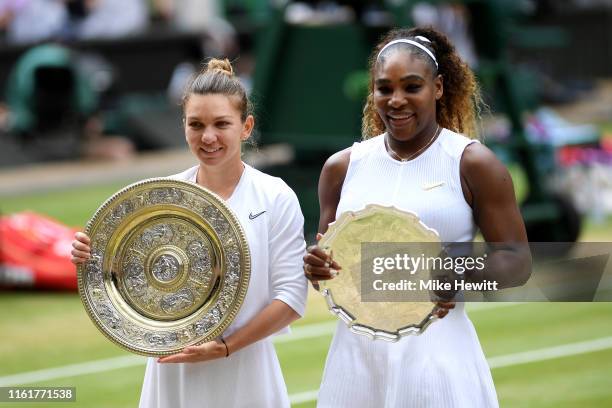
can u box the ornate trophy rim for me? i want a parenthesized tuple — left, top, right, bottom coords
(77, 178, 251, 356)
(319, 204, 441, 342)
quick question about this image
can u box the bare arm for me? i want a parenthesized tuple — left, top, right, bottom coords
(460, 142, 532, 288)
(158, 300, 299, 363)
(303, 148, 351, 285)
(317, 147, 351, 233)
(225, 300, 299, 353)
(162, 187, 307, 363)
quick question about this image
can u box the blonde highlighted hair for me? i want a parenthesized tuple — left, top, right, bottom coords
(362, 27, 484, 140)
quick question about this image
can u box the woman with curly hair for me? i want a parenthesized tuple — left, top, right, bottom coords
(303, 26, 531, 407)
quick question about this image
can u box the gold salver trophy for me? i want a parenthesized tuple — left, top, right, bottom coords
(78, 179, 250, 357)
(319, 204, 442, 341)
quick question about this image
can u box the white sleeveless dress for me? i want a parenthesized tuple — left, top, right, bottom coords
(316, 129, 499, 408)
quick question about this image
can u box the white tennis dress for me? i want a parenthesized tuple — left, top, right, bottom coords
(139, 163, 308, 408)
(317, 129, 499, 407)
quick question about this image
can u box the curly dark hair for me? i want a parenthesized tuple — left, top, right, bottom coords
(362, 26, 484, 139)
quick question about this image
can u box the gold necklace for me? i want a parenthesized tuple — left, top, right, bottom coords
(385, 125, 441, 162)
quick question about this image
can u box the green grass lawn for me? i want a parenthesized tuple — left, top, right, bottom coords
(0, 182, 128, 228)
(2, 170, 612, 407)
(1, 295, 612, 407)
(495, 348, 612, 408)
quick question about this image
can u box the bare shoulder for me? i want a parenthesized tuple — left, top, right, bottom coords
(460, 141, 516, 210)
(321, 147, 351, 180)
(460, 141, 528, 245)
(319, 147, 351, 197)
(461, 142, 505, 170)
(461, 142, 511, 188)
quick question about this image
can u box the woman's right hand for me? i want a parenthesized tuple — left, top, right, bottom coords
(303, 234, 342, 290)
(71, 232, 92, 265)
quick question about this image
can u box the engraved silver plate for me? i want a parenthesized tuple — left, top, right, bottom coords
(78, 178, 250, 356)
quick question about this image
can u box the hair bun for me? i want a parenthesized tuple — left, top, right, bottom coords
(207, 58, 234, 76)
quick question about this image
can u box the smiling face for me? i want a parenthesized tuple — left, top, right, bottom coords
(184, 93, 254, 168)
(373, 49, 443, 142)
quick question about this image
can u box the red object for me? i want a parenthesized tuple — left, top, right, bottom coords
(0, 212, 78, 291)
(602, 134, 612, 153)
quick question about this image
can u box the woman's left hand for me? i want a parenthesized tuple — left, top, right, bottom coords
(157, 339, 227, 363)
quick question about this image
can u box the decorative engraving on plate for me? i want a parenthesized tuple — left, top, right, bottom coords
(78, 179, 250, 356)
(187, 240, 213, 283)
(97, 303, 123, 330)
(148, 187, 183, 205)
(152, 254, 180, 282)
(86, 252, 104, 287)
(203, 206, 230, 237)
(115, 219, 221, 321)
(121, 324, 146, 345)
(125, 262, 146, 296)
(145, 331, 179, 347)
(141, 224, 174, 248)
(160, 288, 195, 314)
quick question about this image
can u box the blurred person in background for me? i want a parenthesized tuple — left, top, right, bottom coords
(152, 0, 243, 111)
(3, 43, 134, 161)
(0, 0, 66, 44)
(152, 0, 237, 56)
(411, 2, 477, 68)
(64, 0, 148, 40)
(0, 0, 148, 44)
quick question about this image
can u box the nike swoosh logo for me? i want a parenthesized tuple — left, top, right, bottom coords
(249, 211, 266, 220)
(422, 181, 445, 191)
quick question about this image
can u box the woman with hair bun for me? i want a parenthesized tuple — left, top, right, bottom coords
(71, 58, 308, 407)
(303, 27, 531, 407)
